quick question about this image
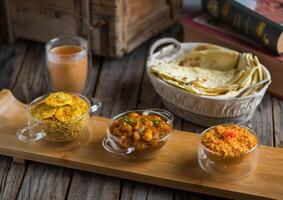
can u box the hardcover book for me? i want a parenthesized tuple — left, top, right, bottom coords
(202, 0, 283, 54)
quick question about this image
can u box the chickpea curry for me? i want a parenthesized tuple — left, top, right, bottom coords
(110, 112, 172, 150)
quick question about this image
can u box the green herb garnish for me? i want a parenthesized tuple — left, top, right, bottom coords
(152, 119, 161, 125)
(123, 116, 130, 122)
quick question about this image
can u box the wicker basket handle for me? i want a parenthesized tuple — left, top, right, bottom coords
(149, 38, 182, 61)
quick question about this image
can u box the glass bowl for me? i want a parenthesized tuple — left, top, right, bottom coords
(102, 109, 174, 160)
(198, 124, 259, 181)
(17, 92, 101, 143)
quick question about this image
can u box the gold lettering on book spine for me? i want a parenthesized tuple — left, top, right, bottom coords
(262, 34, 270, 46)
(207, 0, 218, 18)
(256, 22, 266, 37)
(256, 22, 269, 46)
(221, 3, 230, 19)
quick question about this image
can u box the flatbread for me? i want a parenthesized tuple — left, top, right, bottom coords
(150, 45, 264, 97)
(176, 45, 239, 71)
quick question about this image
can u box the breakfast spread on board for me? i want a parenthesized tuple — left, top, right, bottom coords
(29, 92, 89, 142)
(15, 39, 272, 181)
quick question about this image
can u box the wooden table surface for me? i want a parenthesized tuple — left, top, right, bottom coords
(0, 25, 282, 200)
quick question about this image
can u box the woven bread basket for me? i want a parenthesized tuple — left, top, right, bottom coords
(147, 38, 271, 126)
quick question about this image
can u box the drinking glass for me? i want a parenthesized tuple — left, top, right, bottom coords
(45, 36, 93, 96)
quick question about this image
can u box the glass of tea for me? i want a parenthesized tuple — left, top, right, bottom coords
(45, 36, 93, 95)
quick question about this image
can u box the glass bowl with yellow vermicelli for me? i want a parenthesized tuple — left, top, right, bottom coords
(17, 92, 101, 143)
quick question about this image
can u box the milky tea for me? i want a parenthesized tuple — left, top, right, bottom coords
(46, 37, 89, 93)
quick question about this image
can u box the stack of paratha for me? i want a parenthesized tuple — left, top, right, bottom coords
(150, 44, 264, 97)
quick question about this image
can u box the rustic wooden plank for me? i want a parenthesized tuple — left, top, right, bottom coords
(67, 171, 120, 200)
(126, 182, 149, 200)
(0, 41, 29, 200)
(1, 163, 26, 200)
(17, 163, 72, 200)
(11, 42, 48, 103)
(121, 181, 175, 200)
(123, 182, 177, 200)
(66, 39, 148, 199)
(0, 41, 29, 90)
(121, 182, 174, 200)
(272, 97, 283, 148)
(146, 186, 174, 200)
(0, 156, 11, 199)
(91, 55, 103, 97)
(94, 45, 147, 117)
(249, 94, 274, 146)
(121, 184, 174, 200)
(137, 69, 163, 109)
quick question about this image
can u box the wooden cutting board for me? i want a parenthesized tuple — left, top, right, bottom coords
(0, 89, 282, 200)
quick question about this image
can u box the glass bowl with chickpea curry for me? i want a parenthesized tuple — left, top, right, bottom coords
(198, 124, 259, 180)
(102, 109, 174, 159)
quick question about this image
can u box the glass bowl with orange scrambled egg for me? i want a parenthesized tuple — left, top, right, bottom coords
(17, 92, 101, 143)
(102, 109, 174, 159)
(198, 124, 259, 180)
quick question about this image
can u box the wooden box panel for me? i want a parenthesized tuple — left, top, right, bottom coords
(3, 0, 181, 57)
(6, 0, 89, 43)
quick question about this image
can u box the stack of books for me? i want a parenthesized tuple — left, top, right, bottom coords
(181, 0, 283, 99)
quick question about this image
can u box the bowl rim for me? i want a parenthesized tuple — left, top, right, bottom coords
(28, 92, 91, 124)
(200, 124, 259, 157)
(147, 41, 271, 101)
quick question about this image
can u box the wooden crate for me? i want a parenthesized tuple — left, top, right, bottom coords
(3, 0, 181, 57)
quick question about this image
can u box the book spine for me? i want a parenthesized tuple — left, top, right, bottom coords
(202, 0, 283, 54)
